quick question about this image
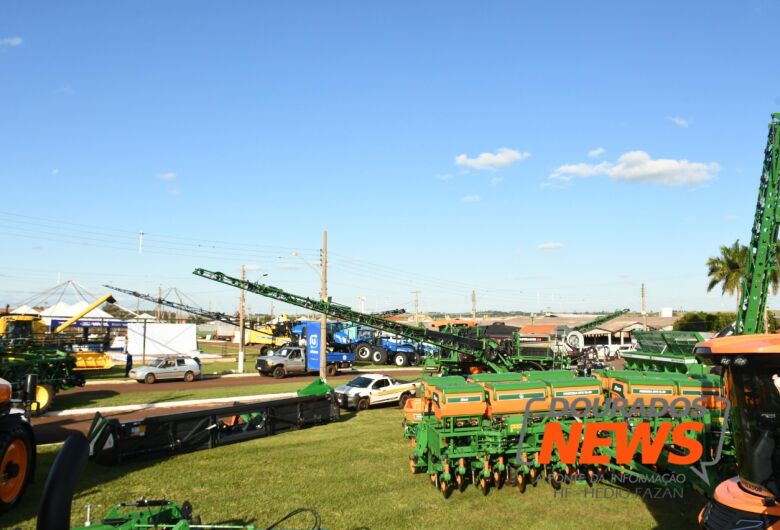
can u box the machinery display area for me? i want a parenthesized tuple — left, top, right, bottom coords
(3, 6, 780, 529)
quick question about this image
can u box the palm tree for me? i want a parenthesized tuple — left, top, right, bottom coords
(706, 240, 780, 316)
(706, 240, 748, 314)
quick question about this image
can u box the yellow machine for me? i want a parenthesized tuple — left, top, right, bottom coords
(0, 293, 117, 370)
(244, 313, 292, 355)
(697, 335, 780, 529)
(0, 315, 47, 339)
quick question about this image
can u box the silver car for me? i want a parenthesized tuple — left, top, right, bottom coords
(129, 356, 202, 384)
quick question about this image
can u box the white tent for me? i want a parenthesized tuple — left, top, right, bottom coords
(39, 301, 119, 326)
(11, 305, 39, 315)
(69, 300, 115, 320)
(39, 301, 75, 324)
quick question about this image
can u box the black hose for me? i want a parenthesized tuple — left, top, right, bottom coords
(37, 432, 89, 530)
(266, 507, 321, 530)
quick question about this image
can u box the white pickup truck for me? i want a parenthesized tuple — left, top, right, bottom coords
(333, 373, 419, 411)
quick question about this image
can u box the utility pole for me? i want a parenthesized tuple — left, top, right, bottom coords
(238, 265, 246, 373)
(641, 283, 648, 330)
(471, 290, 477, 319)
(412, 290, 420, 325)
(138, 230, 144, 254)
(157, 286, 162, 321)
(320, 231, 328, 381)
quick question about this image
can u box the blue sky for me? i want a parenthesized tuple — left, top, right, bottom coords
(2, 1, 779, 315)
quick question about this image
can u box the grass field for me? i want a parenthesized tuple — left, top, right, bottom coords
(9, 408, 702, 530)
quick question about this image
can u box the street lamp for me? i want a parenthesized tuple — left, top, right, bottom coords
(238, 265, 267, 374)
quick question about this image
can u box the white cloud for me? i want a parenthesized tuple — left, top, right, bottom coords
(550, 161, 610, 181)
(667, 116, 689, 128)
(462, 195, 481, 202)
(455, 147, 530, 171)
(51, 169, 59, 176)
(159, 172, 177, 180)
(587, 147, 605, 158)
(435, 173, 452, 181)
(609, 151, 718, 185)
(0, 37, 23, 48)
(490, 176, 504, 185)
(549, 151, 718, 186)
(538, 242, 563, 251)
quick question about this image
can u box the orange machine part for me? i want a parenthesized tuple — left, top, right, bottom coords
(403, 397, 424, 424)
(0, 379, 11, 405)
(708, 477, 780, 525)
(698, 334, 780, 356)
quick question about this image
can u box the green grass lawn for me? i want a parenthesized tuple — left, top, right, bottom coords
(9, 408, 702, 529)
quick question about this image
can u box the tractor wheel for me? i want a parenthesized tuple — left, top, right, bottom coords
(326, 364, 338, 377)
(183, 371, 195, 383)
(393, 352, 408, 367)
(0, 422, 34, 512)
(398, 393, 411, 408)
(272, 366, 286, 379)
(30, 384, 54, 416)
(144, 373, 156, 385)
(357, 397, 370, 411)
(353, 342, 371, 361)
(370, 347, 387, 365)
(260, 345, 273, 356)
(408, 352, 420, 366)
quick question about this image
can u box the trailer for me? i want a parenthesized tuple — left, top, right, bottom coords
(87, 378, 338, 465)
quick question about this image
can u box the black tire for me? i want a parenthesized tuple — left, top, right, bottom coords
(30, 384, 55, 416)
(183, 371, 195, 383)
(398, 393, 411, 408)
(370, 347, 388, 364)
(393, 352, 408, 367)
(408, 352, 421, 366)
(353, 342, 371, 361)
(272, 366, 286, 379)
(144, 373, 156, 385)
(357, 397, 370, 411)
(0, 420, 35, 512)
(36, 432, 87, 528)
(326, 364, 338, 377)
(260, 345, 273, 356)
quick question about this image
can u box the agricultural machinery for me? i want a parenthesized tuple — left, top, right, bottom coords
(0, 293, 118, 414)
(87, 378, 338, 465)
(107, 284, 294, 355)
(0, 374, 38, 512)
(38, 433, 324, 529)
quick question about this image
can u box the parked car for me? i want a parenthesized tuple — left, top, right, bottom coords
(333, 373, 419, 411)
(129, 356, 202, 384)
